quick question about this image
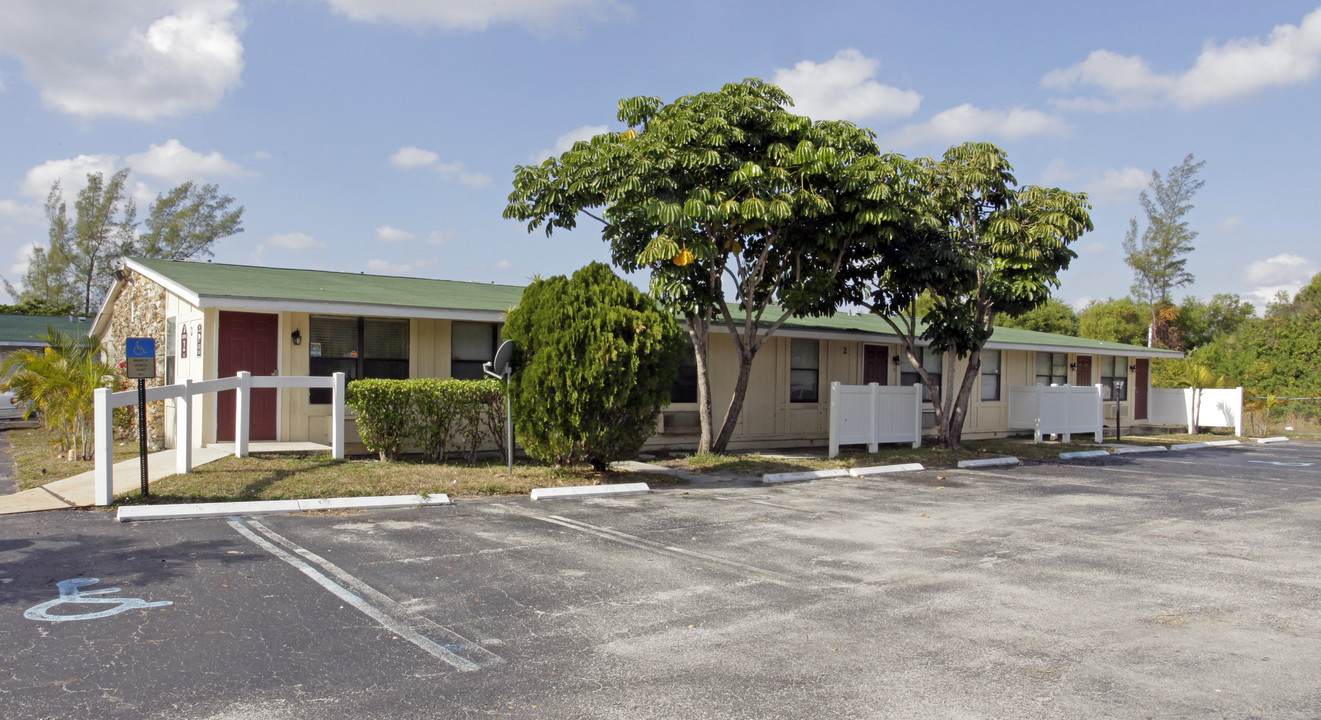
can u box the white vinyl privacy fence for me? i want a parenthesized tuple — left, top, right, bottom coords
(828, 382, 922, 458)
(1148, 387, 1243, 436)
(93, 371, 346, 506)
(1008, 384, 1103, 443)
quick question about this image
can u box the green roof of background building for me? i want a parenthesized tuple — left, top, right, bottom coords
(130, 258, 1178, 357)
(0, 314, 91, 344)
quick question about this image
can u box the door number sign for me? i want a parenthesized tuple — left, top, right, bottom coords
(25, 578, 173, 622)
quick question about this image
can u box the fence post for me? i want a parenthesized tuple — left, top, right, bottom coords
(867, 382, 879, 454)
(236, 371, 250, 458)
(1186, 388, 1196, 435)
(828, 381, 840, 459)
(176, 378, 192, 475)
(332, 372, 346, 460)
(1094, 384, 1104, 443)
(94, 388, 113, 506)
(911, 383, 922, 449)
(1033, 384, 1043, 444)
(1233, 387, 1243, 437)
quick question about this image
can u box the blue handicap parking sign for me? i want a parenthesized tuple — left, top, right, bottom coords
(126, 338, 156, 359)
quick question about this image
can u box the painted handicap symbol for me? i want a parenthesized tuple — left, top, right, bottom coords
(24, 578, 173, 622)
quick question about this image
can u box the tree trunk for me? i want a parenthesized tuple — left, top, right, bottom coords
(941, 350, 982, 449)
(712, 342, 756, 452)
(687, 315, 715, 455)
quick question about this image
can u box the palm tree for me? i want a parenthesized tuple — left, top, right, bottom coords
(1176, 359, 1224, 434)
(1, 324, 118, 460)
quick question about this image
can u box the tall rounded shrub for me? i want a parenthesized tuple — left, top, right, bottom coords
(504, 262, 682, 470)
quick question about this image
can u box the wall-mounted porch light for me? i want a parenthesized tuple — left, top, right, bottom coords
(291, 329, 302, 346)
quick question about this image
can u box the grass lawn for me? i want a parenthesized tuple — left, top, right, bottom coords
(3, 423, 1304, 506)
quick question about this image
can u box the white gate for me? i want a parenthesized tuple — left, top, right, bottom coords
(828, 382, 922, 458)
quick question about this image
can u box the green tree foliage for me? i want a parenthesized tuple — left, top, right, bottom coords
(1177, 293, 1255, 349)
(503, 263, 683, 470)
(839, 142, 1092, 448)
(0, 299, 78, 316)
(1239, 314, 1321, 398)
(505, 79, 906, 453)
(1078, 297, 1147, 345)
(1265, 272, 1321, 318)
(8, 170, 244, 315)
(0, 324, 119, 460)
(998, 298, 1079, 336)
(137, 181, 244, 261)
(1122, 153, 1205, 346)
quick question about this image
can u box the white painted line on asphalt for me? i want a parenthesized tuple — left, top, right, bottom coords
(763, 469, 849, 484)
(1059, 450, 1110, 460)
(228, 517, 489, 672)
(117, 494, 451, 522)
(958, 457, 1020, 469)
(498, 504, 807, 588)
(849, 463, 924, 477)
(530, 483, 649, 500)
(1256, 436, 1290, 444)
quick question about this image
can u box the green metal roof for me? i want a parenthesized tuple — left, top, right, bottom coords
(126, 258, 1178, 359)
(0, 314, 91, 345)
(131, 257, 525, 314)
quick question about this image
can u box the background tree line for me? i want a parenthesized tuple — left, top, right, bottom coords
(4, 168, 244, 316)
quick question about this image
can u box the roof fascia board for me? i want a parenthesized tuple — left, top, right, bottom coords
(202, 296, 509, 322)
(125, 258, 203, 307)
(707, 324, 1179, 357)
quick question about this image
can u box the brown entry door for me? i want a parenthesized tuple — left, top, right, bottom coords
(1075, 356, 1092, 386)
(863, 345, 889, 385)
(1133, 358, 1149, 420)
(218, 312, 279, 441)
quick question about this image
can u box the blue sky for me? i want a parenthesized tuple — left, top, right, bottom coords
(2, 1, 1319, 313)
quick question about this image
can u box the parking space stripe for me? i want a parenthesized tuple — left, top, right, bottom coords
(228, 517, 492, 672)
(494, 504, 809, 588)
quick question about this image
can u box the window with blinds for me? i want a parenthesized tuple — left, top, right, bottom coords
(308, 315, 410, 403)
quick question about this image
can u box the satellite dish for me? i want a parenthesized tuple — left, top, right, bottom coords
(483, 340, 515, 379)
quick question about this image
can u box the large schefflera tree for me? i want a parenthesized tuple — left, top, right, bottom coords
(505, 79, 908, 453)
(503, 262, 683, 470)
(839, 142, 1093, 448)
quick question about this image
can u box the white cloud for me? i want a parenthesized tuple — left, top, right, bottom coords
(322, 0, 629, 31)
(1078, 241, 1109, 256)
(1044, 7, 1321, 110)
(375, 225, 414, 243)
(0, 0, 245, 120)
(366, 259, 413, 274)
(1069, 296, 1094, 312)
(531, 124, 608, 163)
(1217, 217, 1245, 232)
(126, 139, 251, 183)
(495, 259, 511, 270)
(0, 199, 44, 226)
(1082, 167, 1150, 207)
(7, 242, 40, 279)
(772, 48, 922, 123)
(389, 147, 492, 187)
(886, 104, 1067, 147)
(1243, 253, 1319, 307)
(1039, 158, 1078, 185)
(426, 230, 452, 245)
(255, 231, 322, 261)
(389, 146, 440, 169)
(21, 154, 120, 198)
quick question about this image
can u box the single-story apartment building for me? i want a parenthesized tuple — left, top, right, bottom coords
(92, 257, 1182, 452)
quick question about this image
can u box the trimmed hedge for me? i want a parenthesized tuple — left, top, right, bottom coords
(345, 378, 505, 462)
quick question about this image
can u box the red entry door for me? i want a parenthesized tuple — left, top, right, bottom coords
(218, 312, 279, 441)
(1075, 356, 1092, 386)
(863, 345, 889, 385)
(1133, 358, 1149, 420)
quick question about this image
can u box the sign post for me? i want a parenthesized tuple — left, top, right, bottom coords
(1113, 378, 1126, 442)
(483, 341, 516, 475)
(125, 338, 157, 497)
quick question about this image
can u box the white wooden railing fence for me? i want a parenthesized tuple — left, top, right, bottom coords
(1007, 384, 1103, 444)
(828, 382, 923, 458)
(1148, 387, 1243, 436)
(93, 371, 346, 506)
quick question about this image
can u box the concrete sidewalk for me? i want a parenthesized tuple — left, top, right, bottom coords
(0, 446, 232, 515)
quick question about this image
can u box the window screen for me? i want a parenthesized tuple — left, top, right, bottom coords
(980, 349, 1001, 402)
(789, 338, 820, 403)
(1035, 352, 1067, 386)
(451, 321, 498, 380)
(670, 341, 698, 403)
(309, 315, 410, 403)
(1100, 356, 1128, 401)
(900, 348, 943, 402)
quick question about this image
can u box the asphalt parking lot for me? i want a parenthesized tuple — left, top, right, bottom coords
(3, 441, 1320, 719)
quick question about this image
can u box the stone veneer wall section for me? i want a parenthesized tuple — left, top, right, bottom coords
(103, 269, 168, 450)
